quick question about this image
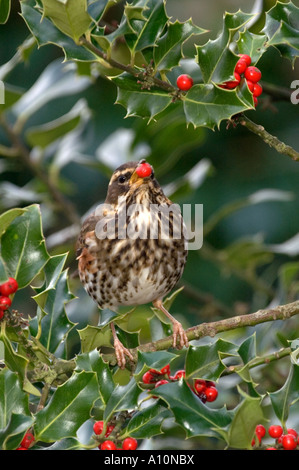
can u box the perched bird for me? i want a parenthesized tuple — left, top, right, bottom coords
(76, 160, 188, 368)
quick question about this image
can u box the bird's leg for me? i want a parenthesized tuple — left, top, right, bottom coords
(153, 299, 189, 349)
(110, 321, 134, 369)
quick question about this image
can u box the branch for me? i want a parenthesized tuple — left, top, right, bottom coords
(128, 300, 299, 359)
(79, 36, 176, 93)
(239, 115, 299, 162)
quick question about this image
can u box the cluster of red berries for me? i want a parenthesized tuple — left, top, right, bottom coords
(16, 431, 35, 450)
(93, 420, 138, 450)
(219, 54, 262, 106)
(0, 277, 18, 319)
(142, 365, 218, 404)
(252, 424, 299, 450)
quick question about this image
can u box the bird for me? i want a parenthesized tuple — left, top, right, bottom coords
(76, 159, 189, 368)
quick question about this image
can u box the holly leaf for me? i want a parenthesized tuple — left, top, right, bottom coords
(75, 350, 115, 405)
(263, 1, 299, 66)
(0, 0, 10, 24)
(40, 0, 93, 42)
(122, 401, 171, 439)
(268, 363, 299, 425)
(21, 0, 96, 61)
(227, 390, 266, 449)
(34, 371, 99, 442)
(196, 10, 254, 84)
(103, 376, 142, 423)
(151, 379, 232, 440)
(124, 0, 168, 56)
(154, 19, 207, 73)
(0, 369, 34, 450)
(237, 29, 267, 64)
(0, 204, 49, 289)
(185, 339, 238, 381)
(183, 82, 254, 130)
(113, 72, 172, 121)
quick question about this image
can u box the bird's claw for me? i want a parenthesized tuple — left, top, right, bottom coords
(114, 336, 134, 369)
(172, 320, 189, 349)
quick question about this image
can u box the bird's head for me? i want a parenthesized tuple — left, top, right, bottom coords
(105, 159, 162, 205)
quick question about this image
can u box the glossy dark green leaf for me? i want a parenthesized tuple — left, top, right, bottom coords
(113, 72, 172, 120)
(123, 402, 171, 439)
(151, 379, 232, 440)
(197, 10, 254, 84)
(135, 350, 178, 377)
(237, 30, 267, 64)
(41, 0, 92, 42)
(0, 0, 10, 24)
(268, 363, 299, 424)
(104, 376, 142, 422)
(125, 0, 168, 55)
(227, 391, 266, 449)
(44, 437, 88, 449)
(154, 19, 207, 72)
(0, 369, 34, 450)
(75, 349, 114, 404)
(78, 324, 113, 352)
(263, 1, 299, 66)
(185, 339, 238, 381)
(34, 371, 99, 442)
(32, 270, 75, 354)
(183, 83, 253, 130)
(0, 205, 49, 288)
(21, 1, 96, 61)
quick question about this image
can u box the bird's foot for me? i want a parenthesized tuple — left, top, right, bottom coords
(171, 319, 189, 349)
(113, 336, 134, 369)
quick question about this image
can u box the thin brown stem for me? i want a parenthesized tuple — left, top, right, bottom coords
(239, 115, 299, 162)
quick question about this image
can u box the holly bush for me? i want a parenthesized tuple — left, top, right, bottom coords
(0, 0, 299, 451)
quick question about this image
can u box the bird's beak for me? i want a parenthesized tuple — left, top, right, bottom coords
(129, 170, 148, 186)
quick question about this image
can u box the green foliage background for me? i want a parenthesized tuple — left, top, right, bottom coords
(0, 0, 299, 450)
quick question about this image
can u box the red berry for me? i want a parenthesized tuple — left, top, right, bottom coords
(0, 310, 4, 320)
(160, 364, 170, 376)
(100, 440, 117, 450)
(142, 370, 157, 384)
(173, 370, 186, 380)
(194, 379, 206, 395)
(268, 425, 283, 439)
(287, 428, 298, 438)
(238, 54, 251, 66)
(253, 96, 258, 107)
(105, 424, 115, 437)
(246, 79, 255, 93)
(20, 432, 35, 449)
(253, 82, 263, 97)
(221, 72, 241, 90)
(155, 379, 169, 388)
(205, 386, 218, 402)
(0, 296, 12, 310)
(0, 277, 18, 296)
(16, 447, 28, 450)
(282, 434, 297, 450)
(176, 74, 194, 91)
(255, 424, 266, 439)
(122, 437, 138, 450)
(93, 420, 104, 435)
(135, 162, 152, 178)
(266, 447, 277, 450)
(244, 66, 262, 83)
(235, 58, 248, 74)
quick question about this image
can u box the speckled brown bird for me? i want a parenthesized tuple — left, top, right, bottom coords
(76, 160, 188, 368)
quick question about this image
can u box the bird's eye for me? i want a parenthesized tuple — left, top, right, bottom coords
(118, 175, 127, 184)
